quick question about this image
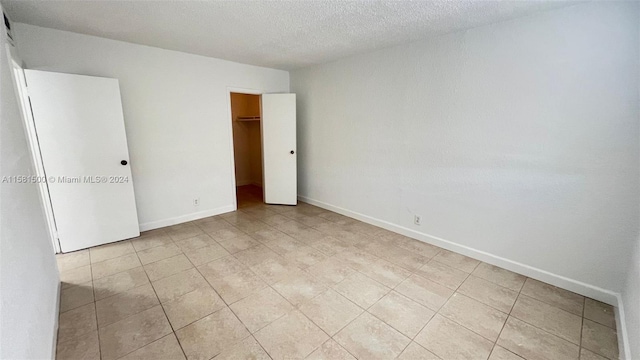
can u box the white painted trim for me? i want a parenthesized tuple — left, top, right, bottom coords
(615, 293, 632, 360)
(51, 281, 60, 359)
(139, 205, 235, 231)
(298, 195, 620, 306)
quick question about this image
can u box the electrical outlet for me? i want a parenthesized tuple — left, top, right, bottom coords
(193, 198, 200, 206)
(414, 215, 422, 226)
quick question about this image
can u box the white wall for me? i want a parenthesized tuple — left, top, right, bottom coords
(0, 7, 60, 359)
(291, 1, 639, 303)
(13, 24, 289, 230)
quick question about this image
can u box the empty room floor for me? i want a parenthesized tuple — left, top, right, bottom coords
(55, 191, 619, 360)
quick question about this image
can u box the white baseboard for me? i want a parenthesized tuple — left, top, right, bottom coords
(51, 281, 60, 359)
(139, 205, 236, 231)
(298, 195, 620, 306)
(615, 294, 632, 360)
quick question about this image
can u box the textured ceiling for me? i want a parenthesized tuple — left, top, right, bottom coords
(2, 1, 577, 70)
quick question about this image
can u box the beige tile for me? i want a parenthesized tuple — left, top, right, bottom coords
(489, 346, 525, 360)
(99, 306, 172, 360)
(457, 275, 519, 313)
(174, 234, 218, 252)
(415, 314, 493, 360)
(197, 256, 247, 280)
(90, 240, 135, 263)
(299, 289, 363, 336)
(130, 232, 173, 252)
(306, 257, 356, 285)
(58, 303, 97, 345)
(207, 226, 246, 241)
(511, 295, 582, 344)
(334, 249, 375, 271)
(273, 271, 328, 306)
(584, 298, 616, 329)
(472, 263, 526, 292)
(218, 234, 260, 254)
(581, 319, 619, 360)
(163, 286, 226, 330)
(56, 330, 100, 360)
(274, 220, 313, 238)
(139, 228, 168, 238)
(333, 272, 389, 309)
(307, 339, 357, 360)
(263, 214, 294, 226)
(334, 312, 410, 360)
(233, 218, 272, 233)
(288, 226, 332, 244)
(357, 241, 427, 271)
(432, 250, 480, 273)
(144, 254, 194, 281)
(264, 235, 308, 255)
(209, 268, 268, 304)
(165, 223, 204, 241)
(57, 250, 90, 272)
(91, 253, 142, 279)
(221, 211, 255, 224)
(152, 268, 210, 303)
(358, 256, 412, 288)
(233, 244, 281, 267)
(60, 265, 92, 289)
(249, 228, 290, 243)
(96, 284, 159, 327)
(393, 237, 442, 259)
(60, 282, 94, 313)
(397, 342, 440, 360)
(230, 287, 294, 333)
(369, 291, 435, 338)
(93, 267, 149, 300)
(119, 334, 186, 360)
(183, 243, 229, 266)
(213, 336, 270, 360)
(254, 311, 329, 359)
(137, 243, 182, 265)
(284, 246, 327, 269)
(520, 278, 584, 315)
(439, 293, 508, 341)
(580, 348, 609, 360)
(176, 307, 251, 360)
(308, 236, 352, 256)
(250, 256, 303, 285)
(415, 260, 469, 290)
(196, 218, 234, 234)
(395, 274, 452, 311)
(497, 316, 579, 360)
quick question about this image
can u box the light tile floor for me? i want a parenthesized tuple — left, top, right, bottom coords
(55, 186, 620, 360)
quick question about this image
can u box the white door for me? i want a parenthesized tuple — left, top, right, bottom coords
(25, 70, 140, 252)
(261, 94, 297, 205)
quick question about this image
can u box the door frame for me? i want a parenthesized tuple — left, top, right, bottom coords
(5, 45, 60, 253)
(225, 86, 264, 210)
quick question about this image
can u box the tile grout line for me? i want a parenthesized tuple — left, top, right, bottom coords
(487, 268, 527, 359)
(131, 236, 189, 360)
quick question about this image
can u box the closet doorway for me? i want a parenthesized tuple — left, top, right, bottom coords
(230, 92, 264, 208)
(228, 90, 297, 208)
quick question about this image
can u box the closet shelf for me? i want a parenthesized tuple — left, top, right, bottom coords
(236, 116, 261, 122)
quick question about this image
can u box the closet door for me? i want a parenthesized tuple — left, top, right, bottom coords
(261, 93, 297, 205)
(25, 70, 140, 252)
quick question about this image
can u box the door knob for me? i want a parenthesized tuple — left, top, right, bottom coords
(290, 150, 295, 154)
(121, 160, 128, 165)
